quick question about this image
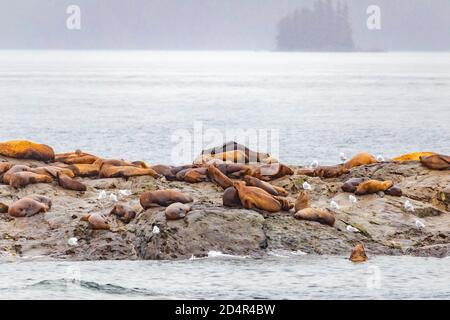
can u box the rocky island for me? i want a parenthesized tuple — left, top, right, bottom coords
(0, 140, 449, 261)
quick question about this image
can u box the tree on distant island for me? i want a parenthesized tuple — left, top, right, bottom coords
(276, 0, 355, 51)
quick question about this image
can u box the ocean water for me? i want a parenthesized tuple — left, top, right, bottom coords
(0, 50, 449, 165)
(1, 254, 449, 300)
(0, 51, 449, 300)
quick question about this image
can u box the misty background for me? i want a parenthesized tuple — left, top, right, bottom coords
(0, 0, 449, 51)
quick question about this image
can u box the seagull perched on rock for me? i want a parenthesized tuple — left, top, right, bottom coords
(346, 225, 360, 233)
(152, 226, 160, 234)
(97, 190, 107, 200)
(68, 237, 78, 246)
(109, 193, 118, 202)
(330, 200, 340, 210)
(376, 154, 385, 162)
(404, 200, 415, 212)
(309, 160, 319, 169)
(302, 181, 312, 190)
(349, 195, 358, 204)
(339, 152, 347, 162)
(415, 220, 425, 229)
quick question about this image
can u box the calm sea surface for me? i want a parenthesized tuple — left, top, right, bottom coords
(0, 51, 448, 165)
(0, 51, 449, 299)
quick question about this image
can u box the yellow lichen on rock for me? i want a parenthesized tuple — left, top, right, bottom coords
(0, 140, 55, 162)
(392, 152, 436, 162)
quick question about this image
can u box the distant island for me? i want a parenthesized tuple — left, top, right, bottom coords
(276, 0, 355, 52)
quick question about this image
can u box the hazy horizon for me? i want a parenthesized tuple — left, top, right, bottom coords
(1, 0, 449, 51)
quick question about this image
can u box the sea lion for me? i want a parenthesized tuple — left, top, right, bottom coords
(150, 165, 177, 180)
(99, 160, 159, 179)
(392, 152, 435, 162)
(41, 166, 75, 178)
(420, 154, 450, 170)
(273, 196, 294, 211)
(243, 175, 288, 196)
(171, 164, 195, 174)
(349, 243, 368, 262)
(355, 180, 393, 195)
(9, 171, 53, 189)
(207, 165, 233, 189)
(165, 202, 192, 220)
(54, 151, 99, 164)
(183, 167, 208, 183)
(219, 163, 253, 178)
(344, 152, 378, 169)
(312, 164, 349, 179)
(2, 165, 32, 184)
(200, 141, 270, 163)
(294, 190, 310, 212)
(0, 202, 9, 213)
(70, 159, 103, 177)
(251, 163, 294, 181)
(8, 196, 50, 217)
(294, 208, 335, 227)
(233, 181, 284, 213)
(385, 185, 403, 197)
(222, 187, 242, 207)
(0, 162, 13, 175)
(81, 213, 110, 230)
(140, 189, 194, 209)
(0, 140, 55, 162)
(341, 177, 367, 193)
(25, 195, 52, 209)
(110, 202, 137, 223)
(56, 172, 87, 192)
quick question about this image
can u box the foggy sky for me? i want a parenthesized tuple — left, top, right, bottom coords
(0, 0, 449, 51)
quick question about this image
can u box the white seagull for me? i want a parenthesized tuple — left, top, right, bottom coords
(346, 225, 360, 233)
(302, 181, 312, 190)
(152, 226, 160, 234)
(109, 193, 118, 202)
(376, 154, 385, 162)
(68, 237, 78, 246)
(309, 160, 319, 169)
(119, 189, 132, 197)
(330, 200, 340, 210)
(404, 200, 415, 212)
(339, 152, 347, 162)
(415, 220, 425, 229)
(97, 190, 107, 200)
(349, 195, 358, 204)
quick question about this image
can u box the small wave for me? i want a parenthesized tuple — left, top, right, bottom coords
(207, 250, 248, 259)
(268, 250, 308, 258)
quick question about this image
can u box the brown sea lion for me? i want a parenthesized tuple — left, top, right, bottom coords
(355, 180, 393, 195)
(8, 196, 50, 217)
(220, 163, 253, 178)
(2, 165, 32, 184)
(385, 185, 403, 197)
(0, 140, 54, 162)
(140, 189, 194, 209)
(296, 167, 316, 176)
(9, 171, 53, 189)
(251, 163, 294, 181)
(341, 177, 368, 193)
(420, 154, 450, 170)
(243, 175, 288, 196)
(165, 202, 192, 220)
(313, 164, 349, 178)
(25, 195, 52, 209)
(54, 151, 99, 164)
(344, 152, 378, 169)
(294, 191, 310, 212)
(56, 172, 87, 192)
(233, 181, 283, 213)
(150, 165, 177, 180)
(110, 202, 137, 223)
(222, 187, 242, 207)
(200, 141, 270, 163)
(392, 152, 435, 162)
(0, 202, 9, 213)
(349, 243, 368, 262)
(183, 167, 208, 183)
(207, 165, 233, 189)
(70, 159, 103, 177)
(99, 161, 159, 179)
(40, 166, 75, 178)
(294, 208, 335, 227)
(0, 162, 13, 175)
(172, 164, 195, 174)
(273, 196, 294, 211)
(81, 213, 110, 230)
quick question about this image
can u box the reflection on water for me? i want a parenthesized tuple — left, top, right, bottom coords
(0, 255, 449, 299)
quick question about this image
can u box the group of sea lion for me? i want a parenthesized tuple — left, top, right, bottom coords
(1, 140, 448, 258)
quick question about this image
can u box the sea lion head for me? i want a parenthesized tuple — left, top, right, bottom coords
(349, 243, 368, 263)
